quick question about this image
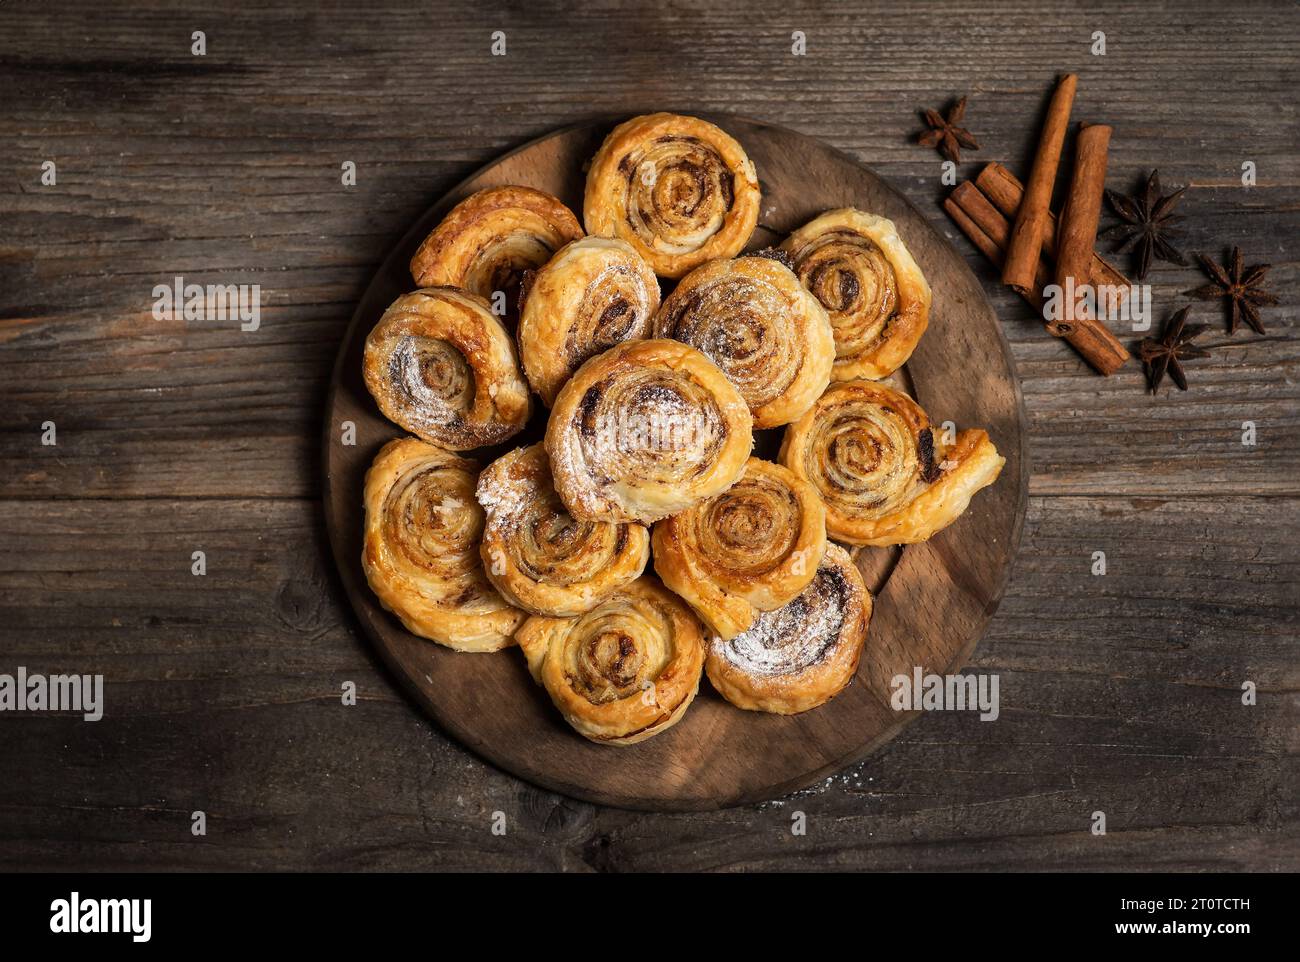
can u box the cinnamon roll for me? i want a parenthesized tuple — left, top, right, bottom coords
(514, 577, 706, 744)
(409, 186, 583, 322)
(545, 338, 753, 524)
(705, 544, 871, 715)
(362, 287, 531, 450)
(476, 443, 650, 616)
(653, 253, 834, 428)
(584, 113, 761, 279)
(780, 209, 931, 380)
(652, 457, 826, 640)
(362, 437, 525, 651)
(779, 381, 1004, 546)
(518, 236, 660, 407)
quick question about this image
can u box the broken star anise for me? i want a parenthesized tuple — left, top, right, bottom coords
(917, 96, 979, 164)
(1102, 170, 1187, 281)
(1137, 306, 1211, 394)
(1186, 247, 1277, 335)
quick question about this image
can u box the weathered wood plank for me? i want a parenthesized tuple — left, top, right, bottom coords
(1, 0, 1296, 870)
(0, 495, 1292, 869)
(1, 1, 1296, 499)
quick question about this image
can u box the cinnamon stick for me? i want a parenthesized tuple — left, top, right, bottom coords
(942, 195, 1046, 311)
(942, 195, 1001, 264)
(946, 179, 1131, 374)
(976, 162, 1130, 291)
(948, 183, 1050, 306)
(1049, 123, 1127, 374)
(1001, 74, 1077, 292)
(1055, 123, 1113, 297)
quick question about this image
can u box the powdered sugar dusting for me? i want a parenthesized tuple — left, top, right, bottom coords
(549, 358, 728, 522)
(388, 335, 472, 436)
(431, 496, 465, 519)
(717, 567, 846, 677)
(475, 450, 534, 520)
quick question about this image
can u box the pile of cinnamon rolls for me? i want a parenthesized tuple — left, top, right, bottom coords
(360, 113, 1005, 745)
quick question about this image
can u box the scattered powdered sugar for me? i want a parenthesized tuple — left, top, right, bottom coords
(755, 767, 877, 809)
(474, 454, 533, 519)
(719, 573, 845, 677)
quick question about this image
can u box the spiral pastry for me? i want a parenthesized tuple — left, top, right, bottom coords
(779, 381, 1004, 546)
(584, 113, 761, 279)
(409, 186, 583, 322)
(545, 338, 753, 524)
(515, 577, 706, 744)
(653, 254, 835, 428)
(362, 437, 525, 651)
(652, 458, 827, 640)
(706, 544, 871, 715)
(476, 444, 650, 616)
(362, 287, 531, 450)
(780, 209, 932, 380)
(518, 236, 660, 407)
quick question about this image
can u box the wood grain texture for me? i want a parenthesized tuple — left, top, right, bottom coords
(0, 0, 1296, 866)
(0, 495, 1293, 869)
(324, 118, 1027, 809)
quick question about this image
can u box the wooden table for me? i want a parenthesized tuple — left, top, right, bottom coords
(1, 0, 1295, 871)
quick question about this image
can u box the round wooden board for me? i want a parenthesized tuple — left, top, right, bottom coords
(322, 116, 1029, 811)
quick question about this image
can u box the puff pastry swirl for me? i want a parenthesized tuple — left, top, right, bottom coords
(362, 437, 525, 651)
(652, 457, 827, 640)
(409, 186, 583, 321)
(779, 380, 1004, 546)
(705, 544, 871, 714)
(780, 209, 931, 380)
(477, 443, 650, 616)
(653, 253, 834, 428)
(362, 287, 531, 450)
(545, 338, 753, 524)
(584, 112, 761, 279)
(518, 236, 660, 407)
(515, 577, 706, 744)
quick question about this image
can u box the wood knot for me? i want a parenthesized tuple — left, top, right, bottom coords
(275, 556, 330, 633)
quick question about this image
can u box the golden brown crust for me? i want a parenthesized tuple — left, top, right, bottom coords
(705, 544, 871, 714)
(779, 380, 1004, 545)
(362, 437, 526, 651)
(653, 255, 834, 428)
(584, 113, 761, 279)
(518, 236, 660, 407)
(514, 577, 705, 744)
(652, 457, 827, 640)
(544, 338, 754, 524)
(409, 186, 583, 321)
(780, 209, 931, 380)
(476, 443, 650, 616)
(362, 287, 531, 450)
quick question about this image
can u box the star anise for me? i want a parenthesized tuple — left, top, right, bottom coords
(1137, 306, 1211, 393)
(1186, 247, 1277, 335)
(1102, 170, 1188, 280)
(917, 96, 979, 164)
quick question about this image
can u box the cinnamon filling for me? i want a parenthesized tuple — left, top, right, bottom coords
(577, 630, 644, 703)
